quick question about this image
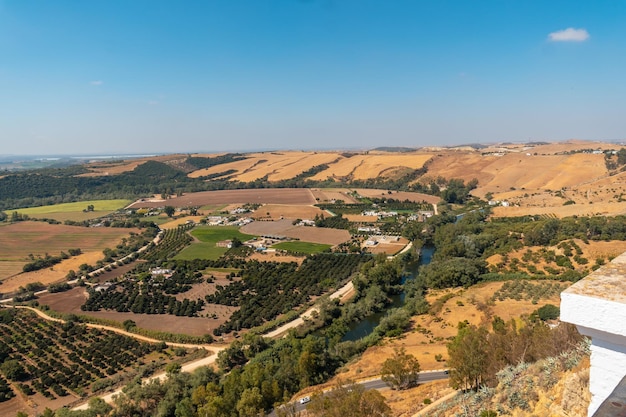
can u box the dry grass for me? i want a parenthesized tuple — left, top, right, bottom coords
(78, 154, 189, 176)
(309, 154, 431, 181)
(331, 281, 564, 385)
(0, 252, 104, 293)
(188, 151, 343, 182)
(0, 222, 138, 286)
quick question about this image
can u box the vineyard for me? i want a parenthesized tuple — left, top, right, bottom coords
(0, 309, 159, 404)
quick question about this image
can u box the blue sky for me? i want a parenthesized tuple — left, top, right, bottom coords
(1, 0, 625, 155)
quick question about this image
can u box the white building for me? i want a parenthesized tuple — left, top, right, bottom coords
(561, 252, 626, 416)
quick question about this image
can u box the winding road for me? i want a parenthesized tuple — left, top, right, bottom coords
(0, 305, 227, 411)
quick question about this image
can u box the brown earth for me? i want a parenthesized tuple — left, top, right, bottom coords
(246, 251, 305, 264)
(352, 189, 441, 205)
(344, 214, 379, 222)
(188, 151, 343, 182)
(310, 189, 359, 204)
(37, 286, 234, 337)
(0, 221, 137, 284)
(240, 220, 351, 245)
(364, 236, 410, 256)
(127, 188, 316, 209)
(250, 204, 328, 221)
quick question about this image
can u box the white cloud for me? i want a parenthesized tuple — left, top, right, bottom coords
(90, 80, 104, 86)
(548, 28, 590, 42)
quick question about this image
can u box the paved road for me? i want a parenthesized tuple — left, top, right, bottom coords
(271, 370, 449, 416)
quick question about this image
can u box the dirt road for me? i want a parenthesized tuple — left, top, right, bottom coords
(263, 280, 355, 338)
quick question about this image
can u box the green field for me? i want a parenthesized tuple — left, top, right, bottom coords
(199, 204, 228, 214)
(174, 226, 255, 260)
(273, 241, 332, 254)
(141, 215, 172, 225)
(11, 199, 131, 221)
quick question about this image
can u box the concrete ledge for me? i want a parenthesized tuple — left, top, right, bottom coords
(561, 252, 626, 416)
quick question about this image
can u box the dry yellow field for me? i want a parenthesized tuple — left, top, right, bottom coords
(0, 251, 104, 293)
(320, 280, 564, 387)
(310, 154, 432, 181)
(188, 151, 343, 182)
(187, 156, 263, 179)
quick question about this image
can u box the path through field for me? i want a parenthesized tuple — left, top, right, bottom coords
(2, 306, 227, 411)
(263, 280, 355, 338)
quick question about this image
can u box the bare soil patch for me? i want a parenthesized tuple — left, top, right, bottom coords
(250, 204, 327, 221)
(247, 251, 305, 264)
(189, 152, 342, 182)
(128, 188, 316, 209)
(353, 189, 441, 205)
(42, 294, 231, 337)
(308, 154, 432, 181)
(365, 237, 410, 255)
(344, 214, 379, 222)
(310, 188, 359, 204)
(241, 220, 351, 245)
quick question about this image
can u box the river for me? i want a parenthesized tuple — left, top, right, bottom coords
(341, 245, 435, 342)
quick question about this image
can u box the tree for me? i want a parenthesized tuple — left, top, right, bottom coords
(306, 382, 391, 417)
(164, 206, 176, 217)
(447, 322, 489, 390)
(381, 347, 421, 390)
(536, 304, 560, 321)
(236, 387, 264, 417)
(1, 360, 26, 381)
(166, 362, 182, 376)
(122, 319, 137, 331)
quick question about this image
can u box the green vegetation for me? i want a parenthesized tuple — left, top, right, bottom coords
(447, 316, 583, 391)
(209, 253, 368, 335)
(273, 241, 332, 254)
(305, 381, 391, 417)
(174, 226, 255, 261)
(381, 346, 421, 390)
(0, 310, 160, 401)
(191, 226, 254, 246)
(12, 199, 130, 216)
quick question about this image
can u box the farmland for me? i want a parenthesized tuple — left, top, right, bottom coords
(0, 308, 196, 416)
(127, 188, 316, 209)
(272, 241, 332, 254)
(9, 199, 131, 222)
(3, 140, 626, 416)
(175, 226, 256, 261)
(0, 222, 139, 287)
(240, 219, 351, 245)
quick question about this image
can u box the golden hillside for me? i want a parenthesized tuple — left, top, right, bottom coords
(78, 140, 626, 218)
